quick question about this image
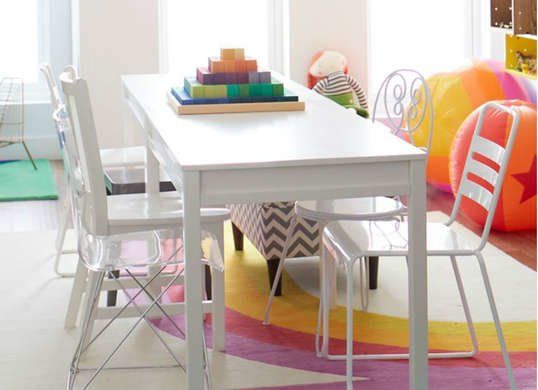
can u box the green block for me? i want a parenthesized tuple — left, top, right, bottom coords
(272, 83, 284, 97)
(227, 84, 240, 97)
(261, 84, 273, 97)
(249, 84, 263, 97)
(238, 85, 250, 97)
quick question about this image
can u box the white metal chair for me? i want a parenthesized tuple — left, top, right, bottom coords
(321, 102, 519, 389)
(0, 77, 37, 169)
(263, 70, 433, 337)
(57, 70, 227, 389)
(40, 63, 147, 277)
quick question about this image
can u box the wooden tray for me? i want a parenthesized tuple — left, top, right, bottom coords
(167, 92, 305, 115)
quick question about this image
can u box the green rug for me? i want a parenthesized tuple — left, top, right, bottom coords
(0, 159, 58, 201)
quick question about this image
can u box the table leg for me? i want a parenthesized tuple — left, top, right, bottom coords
(211, 222, 226, 352)
(145, 139, 161, 299)
(407, 159, 428, 389)
(183, 171, 205, 389)
(145, 139, 160, 194)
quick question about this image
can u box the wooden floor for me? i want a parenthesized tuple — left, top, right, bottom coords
(0, 161, 535, 270)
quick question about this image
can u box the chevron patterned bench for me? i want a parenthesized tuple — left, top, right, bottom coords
(228, 202, 320, 296)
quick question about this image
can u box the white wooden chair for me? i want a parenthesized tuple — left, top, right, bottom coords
(40, 63, 147, 277)
(263, 70, 434, 346)
(321, 102, 519, 389)
(57, 70, 228, 389)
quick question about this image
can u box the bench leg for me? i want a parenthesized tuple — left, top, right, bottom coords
(368, 257, 379, 290)
(231, 222, 244, 251)
(267, 258, 282, 296)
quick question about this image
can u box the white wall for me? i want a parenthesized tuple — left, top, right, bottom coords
(73, 0, 160, 149)
(286, 0, 368, 92)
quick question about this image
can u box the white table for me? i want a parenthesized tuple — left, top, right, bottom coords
(122, 73, 429, 389)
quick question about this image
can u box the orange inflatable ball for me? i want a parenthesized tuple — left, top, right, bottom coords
(411, 60, 536, 191)
(449, 100, 536, 231)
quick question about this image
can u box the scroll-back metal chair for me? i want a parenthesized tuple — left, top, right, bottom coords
(0, 77, 36, 169)
(40, 63, 148, 277)
(262, 69, 433, 357)
(58, 70, 225, 389)
(322, 102, 519, 389)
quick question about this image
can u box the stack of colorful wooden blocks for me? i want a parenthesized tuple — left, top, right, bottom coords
(170, 48, 300, 107)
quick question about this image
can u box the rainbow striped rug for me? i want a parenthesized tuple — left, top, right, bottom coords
(155, 215, 536, 389)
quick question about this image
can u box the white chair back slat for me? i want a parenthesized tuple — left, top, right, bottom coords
(372, 69, 434, 153)
(459, 180, 493, 210)
(466, 159, 499, 187)
(60, 71, 108, 236)
(472, 135, 505, 165)
(39, 63, 63, 110)
(447, 102, 521, 249)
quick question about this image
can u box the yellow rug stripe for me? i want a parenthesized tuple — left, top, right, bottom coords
(223, 224, 536, 352)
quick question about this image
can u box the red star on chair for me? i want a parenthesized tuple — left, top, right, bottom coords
(512, 156, 537, 203)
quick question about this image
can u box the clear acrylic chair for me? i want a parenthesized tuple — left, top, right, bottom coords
(263, 70, 434, 340)
(40, 63, 148, 277)
(0, 77, 37, 169)
(321, 102, 520, 389)
(58, 70, 222, 389)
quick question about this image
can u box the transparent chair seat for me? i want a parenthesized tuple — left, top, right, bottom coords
(296, 196, 405, 222)
(107, 192, 230, 229)
(78, 228, 223, 272)
(323, 220, 478, 264)
(100, 145, 146, 168)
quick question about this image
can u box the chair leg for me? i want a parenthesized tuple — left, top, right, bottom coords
(22, 141, 37, 170)
(476, 253, 516, 389)
(449, 256, 479, 355)
(81, 271, 103, 349)
(368, 257, 379, 290)
(358, 257, 369, 310)
(262, 216, 297, 325)
(345, 261, 354, 390)
(64, 259, 88, 329)
(68, 271, 105, 389)
(231, 222, 244, 251)
(54, 206, 71, 277)
(316, 239, 331, 358)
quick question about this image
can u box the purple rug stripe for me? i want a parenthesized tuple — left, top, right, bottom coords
(153, 315, 535, 389)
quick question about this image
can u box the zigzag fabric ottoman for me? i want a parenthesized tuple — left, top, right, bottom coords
(228, 202, 320, 296)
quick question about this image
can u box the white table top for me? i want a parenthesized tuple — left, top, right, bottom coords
(122, 73, 425, 171)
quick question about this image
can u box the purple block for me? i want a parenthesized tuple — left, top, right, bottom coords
(196, 67, 214, 84)
(248, 72, 259, 84)
(259, 71, 271, 83)
(225, 73, 238, 84)
(213, 73, 226, 84)
(237, 72, 249, 84)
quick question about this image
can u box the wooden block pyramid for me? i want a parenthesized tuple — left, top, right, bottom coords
(170, 48, 300, 106)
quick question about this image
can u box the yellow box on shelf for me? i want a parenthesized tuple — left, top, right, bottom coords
(505, 34, 537, 79)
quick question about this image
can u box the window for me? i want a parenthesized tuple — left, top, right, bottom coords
(368, 0, 490, 96)
(0, 0, 71, 101)
(0, 1, 40, 82)
(164, 0, 274, 78)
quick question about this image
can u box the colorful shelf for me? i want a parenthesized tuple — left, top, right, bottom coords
(505, 34, 537, 79)
(169, 48, 304, 115)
